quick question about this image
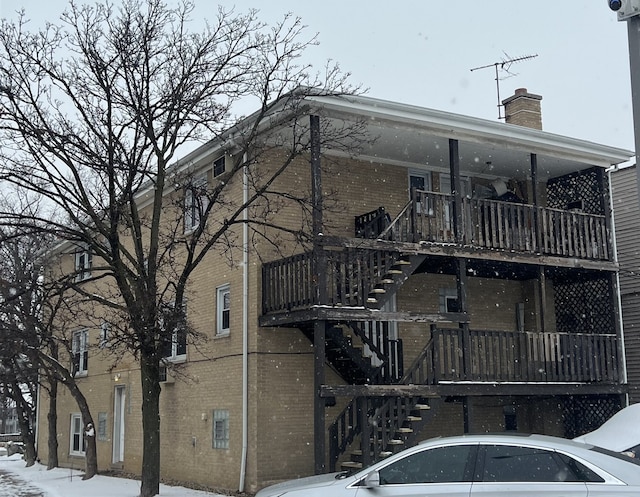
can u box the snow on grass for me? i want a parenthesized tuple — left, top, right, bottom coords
(0, 454, 232, 497)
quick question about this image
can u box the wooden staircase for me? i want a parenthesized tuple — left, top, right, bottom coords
(328, 334, 443, 472)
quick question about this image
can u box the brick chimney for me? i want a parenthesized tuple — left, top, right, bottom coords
(502, 88, 543, 130)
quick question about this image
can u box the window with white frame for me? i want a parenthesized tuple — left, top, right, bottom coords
(70, 413, 86, 455)
(72, 329, 89, 375)
(217, 285, 230, 336)
(74, 246, 92, 282)
(184, 173, 209, 232)
(213, 155, 226, 177)
(161, 303, 187, 360)
(212, 409, 229, 449)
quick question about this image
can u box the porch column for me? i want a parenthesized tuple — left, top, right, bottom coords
(449, 139, 464, 243)
(537, 266, 546, 333)
(456, 258, 471, 378)
(314, 320, 327, 473)
(310, 115, 327, 473)
(530, 153, 540, 251)
(596, 166, 614, 259)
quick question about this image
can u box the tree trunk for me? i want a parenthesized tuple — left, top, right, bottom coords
(63, 379, 97, 479)
(139, 352, 162, 497)
(10, 380, 37, 466)
(46, 378, 59, 470)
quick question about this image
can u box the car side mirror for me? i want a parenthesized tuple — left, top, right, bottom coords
(363, 471, 380, 488)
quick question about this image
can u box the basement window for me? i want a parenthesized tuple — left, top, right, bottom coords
(213, 409, 229, 449)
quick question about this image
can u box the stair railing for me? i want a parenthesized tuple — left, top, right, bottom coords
(328, 333, 436, 470)
(355, 207, 392, 239)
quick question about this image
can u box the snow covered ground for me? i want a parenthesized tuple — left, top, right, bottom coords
(0, 454, 231, 497)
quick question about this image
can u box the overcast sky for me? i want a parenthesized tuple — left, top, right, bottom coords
(1, 1, 636, 153)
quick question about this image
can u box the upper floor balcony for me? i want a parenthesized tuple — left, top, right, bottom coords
(362, 187, 611, 261)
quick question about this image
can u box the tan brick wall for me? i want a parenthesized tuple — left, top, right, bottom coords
(37, 142, 570, 493)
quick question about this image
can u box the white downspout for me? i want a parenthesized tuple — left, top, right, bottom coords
(607, 167, 629, 394)
(239, 154, 249, 492)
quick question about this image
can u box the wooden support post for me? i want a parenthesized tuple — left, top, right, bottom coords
(314, 320, 327, 474)
(530, 153, 540, 251)
(538, 266, 546, 333)
(359, 397, 371, 467)
(310, 115, 328, 474)
(463, 397, 471, 433)
(596, 166, 613, 259)
(456, 258, 471, 378)
(449, 139, 463, 243)
(310, 114, 326, 304)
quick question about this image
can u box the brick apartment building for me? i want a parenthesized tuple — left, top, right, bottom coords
(36, 89, 633, 493)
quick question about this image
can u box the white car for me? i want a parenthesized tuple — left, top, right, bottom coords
(574, 403, 640, 457)
(256, 433, 640, 497)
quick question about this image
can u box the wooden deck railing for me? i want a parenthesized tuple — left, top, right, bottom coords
(431, 328, 620, 383)
(380, 190, 611, 260)
(262, 248, 402, 313)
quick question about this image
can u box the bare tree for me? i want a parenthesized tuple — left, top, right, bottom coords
(0, 1, 364, 495)
(0, 192, 81, 470)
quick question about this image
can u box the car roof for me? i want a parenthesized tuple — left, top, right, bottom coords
(418, 432, 589, 448)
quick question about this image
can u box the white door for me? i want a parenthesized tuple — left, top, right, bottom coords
(113, 385, 126, 463)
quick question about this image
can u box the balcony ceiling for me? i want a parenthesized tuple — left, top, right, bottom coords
(310, 94, 633, 182)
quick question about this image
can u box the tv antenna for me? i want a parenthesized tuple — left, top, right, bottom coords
(470, 52, 538, 120)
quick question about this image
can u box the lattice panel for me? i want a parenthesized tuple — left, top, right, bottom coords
(562, 395, 621, 438)
(552, 274, 614, 334)
(546, 168, 606, 215)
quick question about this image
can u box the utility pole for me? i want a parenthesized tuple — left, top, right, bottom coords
(609, 0, 640, 207)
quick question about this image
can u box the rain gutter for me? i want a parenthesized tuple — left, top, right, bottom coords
(607, 166, 629, 388)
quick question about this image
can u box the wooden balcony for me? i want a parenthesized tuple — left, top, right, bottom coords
(376, 190, 611, 261)
(262, 248, 405, 314)
(405, 328, 622, 385)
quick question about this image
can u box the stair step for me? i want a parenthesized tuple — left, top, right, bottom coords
(397, 427, 413, 433)
(367, 297, 378, 303)
(414, 404, 431, 410)
(394, 259, 412, 265)
(341, 461, 363, 469)
(387, 439, 405, 445)
(380, 451, 393, 458)
(380, 278, 395, 284)
(406, 416, 422, 422)
(370, 288, 386, 294)
(387, 269, 403, 274)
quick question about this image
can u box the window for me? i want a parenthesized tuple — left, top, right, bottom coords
(213, 155, 225, 177)
(213, 409, 229, 449)
(439, 288, 460, 313)
(99, 322, 110, 348)
(161, 303, 187, 360)
(184, 173, 209, 232)
(378, 444, 475, 484)
(409, 170, 432, 215)
(479, 444, 601, 482)
(70, 413, 86, 455)
(72, 329, 89, 375)
(217, 285, 230, 336)
(504, 405, 517, 431)
(97, 412, 108, 441)
(74, 246, 92, 282)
